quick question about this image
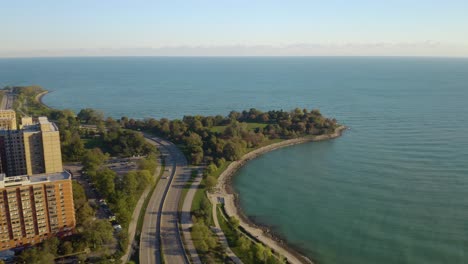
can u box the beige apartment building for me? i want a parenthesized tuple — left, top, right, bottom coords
(0, 110, 17, 130)
(0, 116, 63, 176)
(0, 113, 75, 250)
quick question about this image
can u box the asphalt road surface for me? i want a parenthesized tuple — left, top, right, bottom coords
(139, 136, 192, 264)
(0, 91, 14, 110)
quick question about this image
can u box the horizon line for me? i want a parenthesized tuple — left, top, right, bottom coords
(1, 55, 468, 59)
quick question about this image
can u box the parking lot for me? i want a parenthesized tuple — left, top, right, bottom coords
(64, 156, 143, 229)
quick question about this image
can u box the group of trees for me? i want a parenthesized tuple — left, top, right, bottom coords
(82, 148, 156, 228)
(191, 195, 225, 262)
(17, 237, 65, 263)
(51, 108, 155, 162)
(12, 100, 156, 163)
(122, 108, 337, 166)
(218, 210, 286, 264)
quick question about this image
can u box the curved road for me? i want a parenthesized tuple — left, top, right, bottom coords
(139, 136, 196, 264)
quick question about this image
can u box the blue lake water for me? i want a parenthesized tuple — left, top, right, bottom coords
(1, 57, 468, 263)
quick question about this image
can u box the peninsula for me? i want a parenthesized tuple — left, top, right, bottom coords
(3, 85, 345, 264)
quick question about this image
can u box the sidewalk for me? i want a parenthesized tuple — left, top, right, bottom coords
(209, 194, 243, 264)
(180, 171, 203, 264)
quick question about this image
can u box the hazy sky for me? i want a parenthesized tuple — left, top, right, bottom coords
(1, 0, 468, 57)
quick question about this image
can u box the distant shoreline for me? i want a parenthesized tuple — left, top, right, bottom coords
(216, 125, 347, 264)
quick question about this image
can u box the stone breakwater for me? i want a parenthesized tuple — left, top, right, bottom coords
(213, 125, 347, 264)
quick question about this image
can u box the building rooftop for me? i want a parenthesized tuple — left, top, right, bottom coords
(21, 116, 59, 132)
(0, 171, 71, 188)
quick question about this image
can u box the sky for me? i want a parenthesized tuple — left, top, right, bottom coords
(1, 0, 468, 57)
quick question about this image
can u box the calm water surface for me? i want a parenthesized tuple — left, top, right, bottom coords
(1, 57, 467, 263)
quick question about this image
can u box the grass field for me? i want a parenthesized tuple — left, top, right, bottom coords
(211, 161, 231, 179)
(210, 122, 268, 133)
(130, 157, 165, 263)
(178, 169, 198, 211)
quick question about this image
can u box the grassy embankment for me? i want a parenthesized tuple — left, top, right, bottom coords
(217, 204, 286, 264)
(187, 159, 232, 263)
(129, 158, 165, 263)
(210, 122, 268, 133)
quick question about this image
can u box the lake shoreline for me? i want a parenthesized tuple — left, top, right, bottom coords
(38, 88, 344, 263)
(35, 90, 52, 110)
(215, 125, 347, 264)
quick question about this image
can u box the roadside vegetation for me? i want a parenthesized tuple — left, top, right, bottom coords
(190, 190, 225, 262)
(217, 205, 286, 264)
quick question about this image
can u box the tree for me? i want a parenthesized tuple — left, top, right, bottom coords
(122, 171, 138, 196)
(60, 241, 74, 255)
(82, 148, 108, 173)
(205, 176, 217, 191)
(77, 108, 104, 124)
(184, 132, 204, 164)
(136, 170, 154, 191)
(18, 248, 55, 264)
(73, 181, 95, 225)
(205, 163, 218, 176)
(82, 220, 114, 249)
(191, 221, 218, 252)
(229, 216, 240, 229)
(194, 195, 212, 221)
(63, 133, 85, 161)
(254, 243, 267, 262)
(42, 237, 59, 256)
(76, 202, 95, 226)
(137, 154, 158, 174)
(96, 168, 116, 198)
(112, 194, 133, 226)
(223, 142, 243, 161)
(237, 236, 251, 252)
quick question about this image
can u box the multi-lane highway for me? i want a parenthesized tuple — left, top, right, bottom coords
(0, 90, 14, 110)
(139, 136, 196, 264)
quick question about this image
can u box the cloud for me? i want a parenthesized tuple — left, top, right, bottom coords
(1, 42, 467, 57)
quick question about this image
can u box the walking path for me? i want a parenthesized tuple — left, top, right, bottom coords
(208, 195, 243, 264)
(180, 171, 203, 264)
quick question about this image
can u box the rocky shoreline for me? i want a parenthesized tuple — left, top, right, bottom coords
(215, 125, 347, 264)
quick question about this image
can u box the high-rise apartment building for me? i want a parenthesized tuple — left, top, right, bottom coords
(0, 116, 63, 176)
(0, 114, 75, 250)
(0, 172, 75, 250)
